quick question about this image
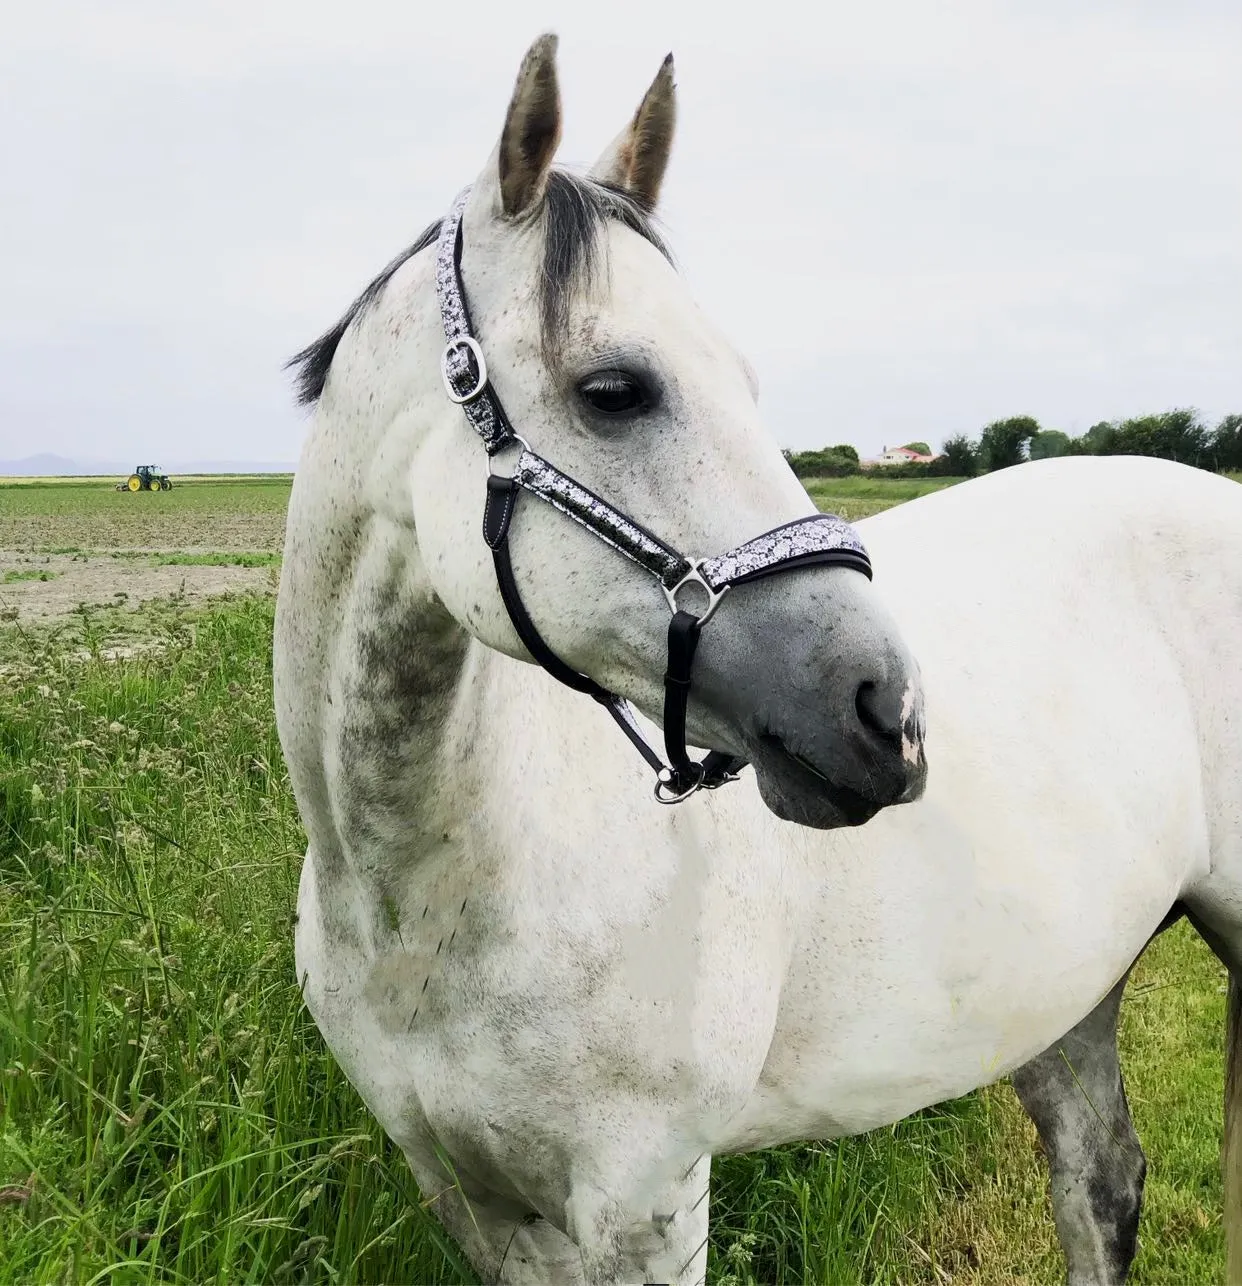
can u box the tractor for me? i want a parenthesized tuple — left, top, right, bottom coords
(117, 465, 173, 492)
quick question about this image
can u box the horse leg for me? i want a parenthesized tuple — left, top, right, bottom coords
(406, 1148, 711, 1285)
(1179, 906, 1242, 1285)
(1011, 970, 1145, 1286)
(567, 1154, 712, 1286)
(404, 1150, 586, 1285)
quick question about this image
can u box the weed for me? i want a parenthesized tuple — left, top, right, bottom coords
(2, 570, 57, 584)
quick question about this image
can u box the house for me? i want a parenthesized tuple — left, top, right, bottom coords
(864, 445, 939, 468)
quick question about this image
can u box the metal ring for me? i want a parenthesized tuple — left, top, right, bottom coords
(487, 434, 532, 476)
(654, 763, 705, 805)
(662, 562, 729, 626)
(441, 336, 488, 404)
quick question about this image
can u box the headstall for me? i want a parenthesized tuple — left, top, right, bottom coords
(434, 188, 872, 803)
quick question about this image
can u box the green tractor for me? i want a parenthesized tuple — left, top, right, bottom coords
(117, 464, 173, 492)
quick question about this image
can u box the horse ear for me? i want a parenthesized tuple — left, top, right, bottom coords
(589, 54, 676, 211)
(479, 33, 563, 220)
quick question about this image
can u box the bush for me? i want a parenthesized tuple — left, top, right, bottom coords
(1097, 409, 1210, 467)
(1029, 430, 1071, 461)
(865, 461, 941, 479)
(936, 434, 979, 477)
(1208, 414, 1242, 472)
(979, 416, 1040, 471)
(784, 446, 861, 478)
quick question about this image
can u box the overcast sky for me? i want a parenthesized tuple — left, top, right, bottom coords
(2, 0, 1238, 465)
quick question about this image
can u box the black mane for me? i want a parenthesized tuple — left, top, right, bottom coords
(286, 170, 671, 407)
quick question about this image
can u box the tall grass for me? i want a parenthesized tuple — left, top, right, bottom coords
(2, 599, 1227, 1283)
(0, 601, 464, 1283)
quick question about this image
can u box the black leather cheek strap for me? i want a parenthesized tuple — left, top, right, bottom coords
(663, 611, 702, 782)
(662, 612, 741, 794)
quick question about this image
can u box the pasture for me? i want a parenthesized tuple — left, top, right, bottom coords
(0, 473, 1230, 1283)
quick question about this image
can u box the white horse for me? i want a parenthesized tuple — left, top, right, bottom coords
(275, 34, 1242, 1285)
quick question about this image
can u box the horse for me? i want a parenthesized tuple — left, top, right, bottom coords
(274, 33, 1242, 1285)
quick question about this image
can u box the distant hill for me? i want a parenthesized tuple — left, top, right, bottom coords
(2, 453, 82, 475)
(0, 455, 296, 477)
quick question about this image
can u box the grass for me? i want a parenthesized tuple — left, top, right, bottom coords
(0, 598, 1228, 1284)
(4, 551, 281, 568)
(2, 570, 57, 584)
(0, 601, 464, 1284)
(144, 552, 281, 569)
(0, 470, 1235, 1283)
(803, 475, 965, 521)
(0, 474, 960, 552)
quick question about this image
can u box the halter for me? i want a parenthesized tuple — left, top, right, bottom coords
(435, 188, 873, 804)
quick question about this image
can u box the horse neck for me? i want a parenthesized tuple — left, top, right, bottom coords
(278, 374, 486, 915)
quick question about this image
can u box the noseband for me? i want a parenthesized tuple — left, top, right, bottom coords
(435, 188, 872, 803)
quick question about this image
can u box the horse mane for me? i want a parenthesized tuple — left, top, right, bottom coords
(286, 170, 672, 407)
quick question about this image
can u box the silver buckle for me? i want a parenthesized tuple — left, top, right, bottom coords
(663, 561, 729, 625)
(441, 336, 488, 404)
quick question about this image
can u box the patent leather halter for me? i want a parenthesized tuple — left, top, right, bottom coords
(434, 188, 873, 803)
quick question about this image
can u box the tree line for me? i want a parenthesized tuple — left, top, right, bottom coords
(784, 410, 1242, 479)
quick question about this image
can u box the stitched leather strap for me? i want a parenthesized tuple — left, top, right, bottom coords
(663, 610, 702, 787)
(511, 450, 690, 587)
(435, 191, 516, 454)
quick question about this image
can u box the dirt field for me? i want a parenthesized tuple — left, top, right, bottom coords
(0, 477, 289, 620)
(0, 551, 280, 622)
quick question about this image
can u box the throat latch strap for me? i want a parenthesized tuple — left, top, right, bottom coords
(485, 476, 667, 777)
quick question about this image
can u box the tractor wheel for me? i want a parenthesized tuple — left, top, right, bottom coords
(162, 479, 173, 491)
(127, 475, 142, 492)
(149, 478, 163, 491)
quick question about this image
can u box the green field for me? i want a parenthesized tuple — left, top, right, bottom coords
(0, 478, 293, 553)
(0, 473, 1231, 1283)
(802, 474, 965, 521)
(0, 474, 943, 554)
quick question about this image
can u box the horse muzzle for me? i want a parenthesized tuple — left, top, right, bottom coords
(686, 570, 928, 830)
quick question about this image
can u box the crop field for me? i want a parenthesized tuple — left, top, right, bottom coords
(0, 477, 291, 555)
(0, 479, 290, 623)
(0, 473, 1232, 1283)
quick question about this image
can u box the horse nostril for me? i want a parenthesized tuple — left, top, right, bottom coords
(855, 680, 902, 745)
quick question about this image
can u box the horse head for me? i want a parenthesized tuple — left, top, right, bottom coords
(292, 34, 927, 829)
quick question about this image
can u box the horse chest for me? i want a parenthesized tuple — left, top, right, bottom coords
(299, 833, 789, 1190)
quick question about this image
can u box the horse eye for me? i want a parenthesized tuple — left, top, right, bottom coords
(578, 370, 650, 417)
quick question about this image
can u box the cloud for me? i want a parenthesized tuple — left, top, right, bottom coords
(2, 0, 1238, 461)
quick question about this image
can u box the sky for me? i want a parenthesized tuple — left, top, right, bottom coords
(1, 0, 1238, 465)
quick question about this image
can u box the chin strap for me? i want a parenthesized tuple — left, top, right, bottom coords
(438, 186, 872, 804)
